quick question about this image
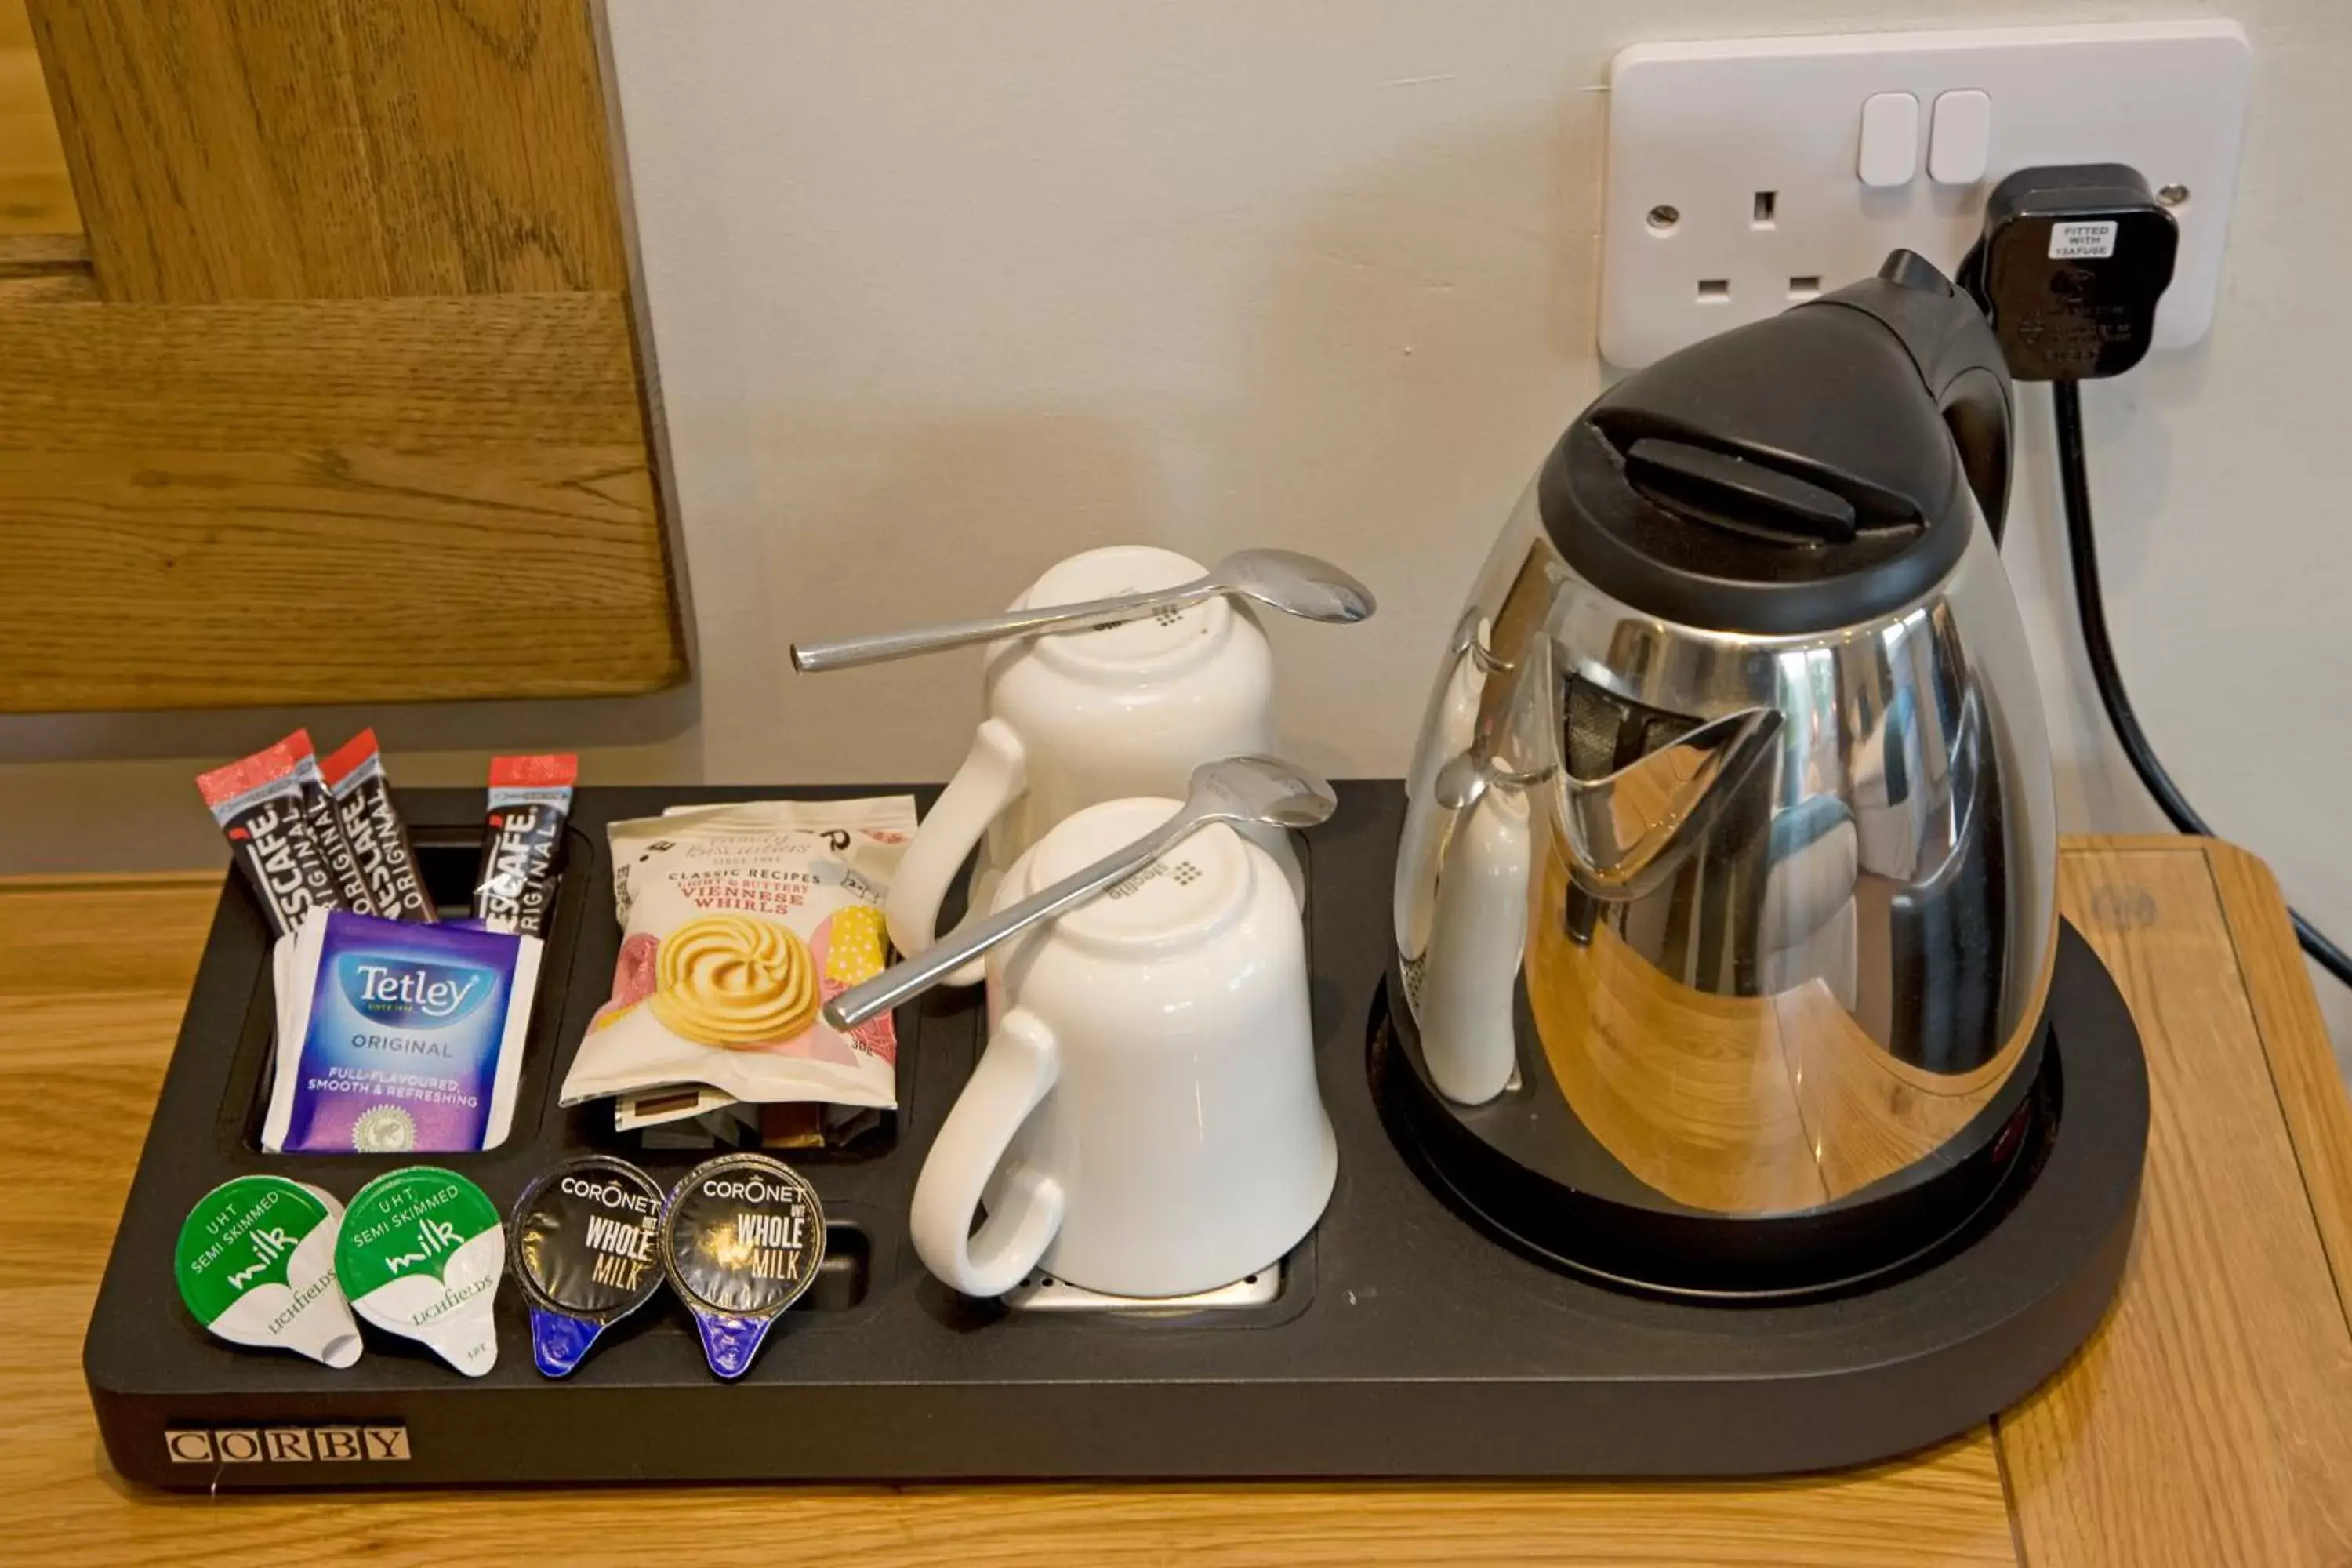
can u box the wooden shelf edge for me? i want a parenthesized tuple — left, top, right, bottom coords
(0, 869, 221, 896)
(2205, 840, 2352, 1330)
(0, 662, 690, 714)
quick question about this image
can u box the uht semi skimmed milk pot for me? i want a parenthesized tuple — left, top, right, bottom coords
(264, 910, 541, 1153)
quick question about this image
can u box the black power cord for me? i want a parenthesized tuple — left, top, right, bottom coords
(2052, 379, 2352, 987)
(1962, 162, 2352, 990)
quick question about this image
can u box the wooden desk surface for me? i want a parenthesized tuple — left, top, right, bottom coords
(6, 837, 2351, 1566)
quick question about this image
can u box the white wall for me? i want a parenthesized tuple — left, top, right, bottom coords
(5, 0, 2349, 1051)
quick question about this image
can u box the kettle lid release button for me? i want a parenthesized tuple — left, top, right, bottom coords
(1624, 437, 1860, 546)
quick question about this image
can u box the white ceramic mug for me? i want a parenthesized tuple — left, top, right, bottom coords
(884, 546, 1291, 972)
(909, 797, 1336, 1299)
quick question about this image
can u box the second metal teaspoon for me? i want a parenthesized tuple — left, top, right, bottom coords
(789, 549, 1375, 673)
(824, 755, 1338, 1029)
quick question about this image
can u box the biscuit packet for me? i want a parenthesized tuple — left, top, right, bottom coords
(558, 797, 916, 1112)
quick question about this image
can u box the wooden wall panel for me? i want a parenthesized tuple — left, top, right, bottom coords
(0, 233, 94, 301)
(0, 292, 681, 709)
(341, 2, 628, 293)
(24, 0, 625, 301)
(27, 0, 393, 299)
(1, 0, 683, 710)
(0, 0, 78, 233)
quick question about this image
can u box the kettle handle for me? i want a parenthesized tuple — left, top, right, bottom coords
(1818, 250, 2014, 544)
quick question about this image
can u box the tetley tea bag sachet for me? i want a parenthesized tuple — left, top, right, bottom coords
(263, 910, 540, 1154)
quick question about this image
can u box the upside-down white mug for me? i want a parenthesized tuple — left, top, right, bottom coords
(883, 546, 1297, 975)
(909, 797, 1337, 1300)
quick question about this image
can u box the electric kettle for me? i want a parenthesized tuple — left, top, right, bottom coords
(1384, 252, 2056, 1296)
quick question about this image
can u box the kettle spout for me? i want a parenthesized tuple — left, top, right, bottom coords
(1558, 706, 1780, 896)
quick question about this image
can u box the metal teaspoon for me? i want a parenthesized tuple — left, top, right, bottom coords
(789, 549, 1375, 673)
(823, 755, 1338, 1029)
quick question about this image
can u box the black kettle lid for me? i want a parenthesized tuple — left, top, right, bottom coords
(1541, 251, 2013, 635)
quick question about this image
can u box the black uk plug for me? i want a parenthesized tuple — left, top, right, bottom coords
(1958, 164, 2180, 381)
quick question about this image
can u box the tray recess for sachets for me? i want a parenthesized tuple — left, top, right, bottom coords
(85, 783, 2146, 1488)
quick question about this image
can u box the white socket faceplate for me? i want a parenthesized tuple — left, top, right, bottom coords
(1599, 21, 2252, 368)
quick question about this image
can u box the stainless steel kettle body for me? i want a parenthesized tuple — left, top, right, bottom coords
(1395, 489, 2056, 1214)
(1388, 254, 2057, 1279)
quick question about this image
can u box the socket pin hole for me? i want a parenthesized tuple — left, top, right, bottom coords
(1646, 204, 1679, 234)
(1788, 275, 1822, 299)
(1697, 279, 1730, 302)
(1752, 191, 1777, 227)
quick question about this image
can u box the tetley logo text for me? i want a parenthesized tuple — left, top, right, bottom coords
(336, 954, 493, 1025)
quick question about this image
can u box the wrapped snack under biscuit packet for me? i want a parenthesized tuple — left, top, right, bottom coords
(558, 797, 916, 1114)
(612, 1082, 740, 1133)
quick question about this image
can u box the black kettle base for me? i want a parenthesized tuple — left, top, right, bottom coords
(1373, 935, 2107, 1302)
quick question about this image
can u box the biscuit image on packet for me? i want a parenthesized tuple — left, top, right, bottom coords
(650, 913, 821, 1047)
(559, 797, 916, 1115)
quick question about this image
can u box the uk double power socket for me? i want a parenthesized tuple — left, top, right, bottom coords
(1597, 21, 2250, 368)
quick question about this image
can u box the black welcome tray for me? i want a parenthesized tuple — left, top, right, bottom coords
(85, 783, 2147, 1488)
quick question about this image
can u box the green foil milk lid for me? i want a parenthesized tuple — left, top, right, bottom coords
(335, 1166, 504, 1377)
(660, 1153, 826, 1380)
(176, 1175, 362, 1368)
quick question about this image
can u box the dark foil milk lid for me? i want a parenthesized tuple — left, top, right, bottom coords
(660, 1152, 827, 1380)
(510, 1156, 666, 1377)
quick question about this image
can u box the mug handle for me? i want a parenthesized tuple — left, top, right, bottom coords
(909, 1007, 1065, 1298)
(886, 717, 1028, 967)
